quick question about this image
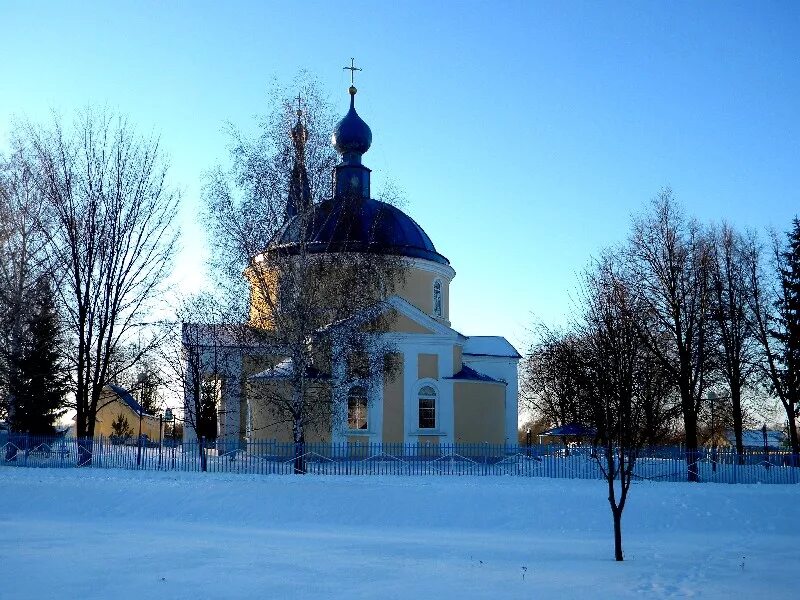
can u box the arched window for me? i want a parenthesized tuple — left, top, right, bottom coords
(433, 279, 443, 318)
(418, 385, 436, 429)
(347, 386, 368, 430)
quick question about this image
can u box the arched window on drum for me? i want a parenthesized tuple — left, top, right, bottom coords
(433, 279, 443, 318)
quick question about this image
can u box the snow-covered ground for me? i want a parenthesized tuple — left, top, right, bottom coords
(1, 468, 797, 599)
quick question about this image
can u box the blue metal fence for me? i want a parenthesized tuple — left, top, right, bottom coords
(2, 433, 798, 484)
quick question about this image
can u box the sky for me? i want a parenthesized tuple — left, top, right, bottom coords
(1, 1, 798, 353)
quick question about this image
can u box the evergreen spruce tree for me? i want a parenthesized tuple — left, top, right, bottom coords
(776, 217, 800, 451)
(109, 413, 133, 444)
(8, 277, 67, 435)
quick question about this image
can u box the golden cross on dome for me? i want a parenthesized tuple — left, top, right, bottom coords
(343, 57, 362, 85)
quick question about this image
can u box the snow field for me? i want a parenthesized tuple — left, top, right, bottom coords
(1, 468, 798, 599)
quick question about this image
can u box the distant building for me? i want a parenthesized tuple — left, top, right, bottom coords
(725, 429, 787, 450)
(75, 384, 162, 441)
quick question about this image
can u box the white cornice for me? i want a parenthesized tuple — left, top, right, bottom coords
(403, 257, 456, 280)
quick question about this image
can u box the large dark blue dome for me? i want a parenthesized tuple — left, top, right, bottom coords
(271, 197, 449, 265)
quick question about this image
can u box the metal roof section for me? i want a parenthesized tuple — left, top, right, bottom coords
(445, 364, 504, 384)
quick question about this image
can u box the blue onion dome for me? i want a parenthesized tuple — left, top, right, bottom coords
(331, 86, 372, 159)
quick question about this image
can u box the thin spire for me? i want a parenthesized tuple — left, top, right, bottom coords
(286, 93, 311, 219)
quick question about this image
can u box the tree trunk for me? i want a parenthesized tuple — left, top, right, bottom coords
(788, 410, 799, 462)
(681, 390, 700, 482)
(199, 436, 207, 472)
(612, 506, 623, 561)
(293, 424, 305, 475)
(292, 410, 306, 475)
(730, 381, 745, 465)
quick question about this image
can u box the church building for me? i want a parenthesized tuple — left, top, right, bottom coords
(185, 77, 520, 451)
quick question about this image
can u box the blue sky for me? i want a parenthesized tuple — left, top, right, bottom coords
(1, 1, 798, 352)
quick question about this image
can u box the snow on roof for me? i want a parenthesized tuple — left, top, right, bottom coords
(726, 429, 787, 449)
(250, 359, 329, 381)
(463, 336, 521, 358)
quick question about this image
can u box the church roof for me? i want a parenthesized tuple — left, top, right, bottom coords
(463, 336, 521, 359)
(250, 359, 329, 381)
(445, 364, 504, 384)
(107, 384, 153, 416)
(272, 197, 450, 264)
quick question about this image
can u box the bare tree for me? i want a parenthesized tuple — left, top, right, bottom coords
(708, 224, 758, 459)
(580, 255, 673, 561)
(19, 109, 179, 463)
(626, 189, 713, 481)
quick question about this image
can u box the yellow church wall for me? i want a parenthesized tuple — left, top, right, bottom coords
(396, 266, 450, 321)
(418, 353, 439, 380)
(246, 257, 454, 332)
(244, 353, 332, 444)
(382, 353, 404, 443)
(452, 345, 462, 375)
(245, 265, 279, 329)
(453, 382, 505, 445)
(383, 310, 435, 334)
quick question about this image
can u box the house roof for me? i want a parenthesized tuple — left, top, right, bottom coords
(463, 336, 521, 359)
(107, 384, 153, 416)
(542, 423, 597, 437)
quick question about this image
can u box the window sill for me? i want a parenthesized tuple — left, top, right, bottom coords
(408, 430, 445, 436)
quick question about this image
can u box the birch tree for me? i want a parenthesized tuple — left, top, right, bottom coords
(203, 79, 403, 473)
